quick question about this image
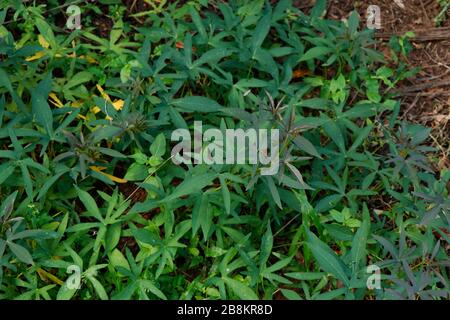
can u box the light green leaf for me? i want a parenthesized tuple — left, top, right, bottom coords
(140, 280, 167, 300)
(124, 163, 148, 181)
(150, 133, 166, 157)
(76, 187, 102, 221)
(223, 277, 259, 300)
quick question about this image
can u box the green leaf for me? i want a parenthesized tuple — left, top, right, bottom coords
(285, 272, 326, 281)
(109, 249, 130, 271)
(296, 98, 329, 110)
(171, 96, 224, 113)
(35, 18, 56, 48)
(150, 133, 166, 157)
(259, 222, 273, 267)
(323, 118, 346, 152)
(189, 6, 207, 40)
(110, 19, 123, 45)
(251, 11, 272, 56)
(7, 241, 33, 264)
(348, 125, 372, 152)
(124, 163, 148, 181)
(76, 187, 102, 221)
(132, 228, 161, 246)
(0, 190, 18, 219)
(9, 229, 56, 241)
(64, 71, 93, 90)
(193, 48, 234, 67)
(162, 173, 216, 202)
(300, 47, 333, 62)
(87, 275, 108, 300)
(223, 277, 259, 300)
(0, 164, 14, 185)
(350, 204, 370, 269)
(112, 282, 138, 300)
(31, 75, 54, 137)
(0, 67, 13, 92)
(330, 209, 345, 223)
(105, 223, 121, 252)
(293, 136, 321, 158)
(219, 175, 231, 215)
(305, 229, 350, 286)
(19, 162, 33, 198)
(98, 147, 127, 158)
(281, 289, 302, 300)
(348, 11, 360, 35)
(366, 79, 381, 103)
(37, 170, 69, 200)
(311, 0, 327, 19)
(140, 280, 167, 300)
(266, 177, 282, 209)
(56, 283, 77, 300)
(192, 193, 211, 238)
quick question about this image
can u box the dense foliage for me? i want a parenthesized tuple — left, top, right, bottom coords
(0, 0, 448, 300)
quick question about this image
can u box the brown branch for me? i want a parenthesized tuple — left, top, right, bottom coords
(376, 27, 450, 41)
(394, 78, 450, 97)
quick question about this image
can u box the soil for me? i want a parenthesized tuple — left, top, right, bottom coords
(324, 0, 450, 170)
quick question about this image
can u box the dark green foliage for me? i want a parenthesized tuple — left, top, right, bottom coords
(0, 0, 448, 300)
